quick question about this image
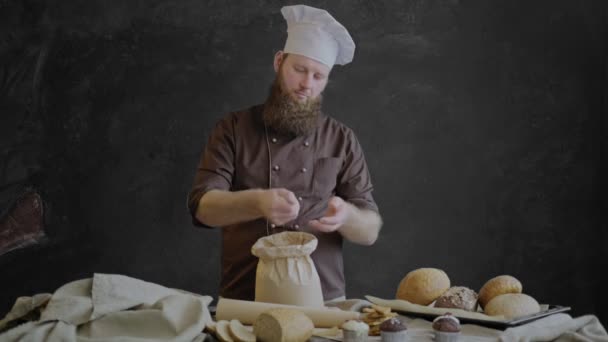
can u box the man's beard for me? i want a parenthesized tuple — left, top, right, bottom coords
(263, 77, 322, 137)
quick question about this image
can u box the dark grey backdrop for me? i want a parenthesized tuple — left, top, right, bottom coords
(1, 0, 607, 326)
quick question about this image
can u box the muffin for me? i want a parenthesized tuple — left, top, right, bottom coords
(432, 313, 460, 342)
(434, 286, 478, 312)
(341, 320, 369, 342)
(379, 317, 407, 342)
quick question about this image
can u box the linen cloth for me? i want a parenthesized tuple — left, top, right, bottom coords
(0, 273, 213, 342)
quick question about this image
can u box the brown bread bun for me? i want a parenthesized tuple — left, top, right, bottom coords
(478, 275, 522, 309)
(434, 286, 478, 311)
(396, 268, 451, 305)
(484, 293, 540, 319)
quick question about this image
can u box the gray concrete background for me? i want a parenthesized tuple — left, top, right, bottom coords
(1, 0, 606, 325)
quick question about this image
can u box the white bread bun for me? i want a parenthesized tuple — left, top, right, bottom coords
(484, 293, 540, 319)
(478, 275, 522, 308)
(253, 308, 313, 342)
(396, 268, 451, 305)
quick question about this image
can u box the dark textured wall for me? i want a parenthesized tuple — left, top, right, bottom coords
(1, 0, 606, 326)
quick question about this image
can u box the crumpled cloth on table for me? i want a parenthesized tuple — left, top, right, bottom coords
(0, 273, 213, 342)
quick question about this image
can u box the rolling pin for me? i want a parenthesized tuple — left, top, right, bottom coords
(215, 297, 361, 328)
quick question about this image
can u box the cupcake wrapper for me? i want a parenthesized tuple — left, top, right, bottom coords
(434, 331, 460, 342)
(380, 330, 408, 342)
(343, 330, 368, 342)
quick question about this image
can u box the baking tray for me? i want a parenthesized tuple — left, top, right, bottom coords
(366, 296, 571, 329)
(395, 304, 570, 329)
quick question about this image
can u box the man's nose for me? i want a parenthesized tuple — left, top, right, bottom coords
(299, 74, 313, 89)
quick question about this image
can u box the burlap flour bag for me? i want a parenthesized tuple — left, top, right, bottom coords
(251, 231, 324, 307)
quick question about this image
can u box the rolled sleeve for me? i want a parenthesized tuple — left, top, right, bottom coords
(335, 129, 379, 214)
(187, 116, 236, 227)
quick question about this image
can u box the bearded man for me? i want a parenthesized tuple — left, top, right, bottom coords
(187, 5, 382, 302)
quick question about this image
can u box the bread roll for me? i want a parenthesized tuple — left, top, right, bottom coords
(484, 293, 540, 319)
(434, 286, 478, 311)
(478, 275, 522, 308)
(396, 268, 451, 305)
(253, 308, 313, 342)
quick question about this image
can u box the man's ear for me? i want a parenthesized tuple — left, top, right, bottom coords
(273, 51, 284, 73)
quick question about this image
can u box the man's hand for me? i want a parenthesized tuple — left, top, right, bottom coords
(308, 196, 349, 233)
(258, 188, 300, 226)
(198, 189, 381, 244)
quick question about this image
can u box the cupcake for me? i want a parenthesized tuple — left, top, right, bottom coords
(341, 320, 369, 342)
(379, 317, 407, 342)
(432, 313, 460, 342)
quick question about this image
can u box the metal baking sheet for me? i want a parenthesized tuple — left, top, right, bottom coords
(365, 295, 572, 329)
(392, 304, 571, 329)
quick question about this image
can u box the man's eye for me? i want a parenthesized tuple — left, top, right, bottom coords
(314, 74, 325, 80)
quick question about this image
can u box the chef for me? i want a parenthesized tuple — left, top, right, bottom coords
(187, 4, 382, 302)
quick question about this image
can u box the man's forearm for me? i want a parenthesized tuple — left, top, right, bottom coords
(195, 189, 263, 227)
(338, 203, 383, 245)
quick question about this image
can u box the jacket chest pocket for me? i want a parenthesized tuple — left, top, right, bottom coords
(313, 157, 342, 196)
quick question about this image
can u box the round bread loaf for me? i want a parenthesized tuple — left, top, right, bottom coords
(478, 275, 522, 308)
(396, 268, 451, 305)
(253, 308, 313, 342)
(434, 286, 478, 311)
(484, 293, 540, 319)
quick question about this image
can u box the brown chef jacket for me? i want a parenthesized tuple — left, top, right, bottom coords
(187, 104, 379, 301)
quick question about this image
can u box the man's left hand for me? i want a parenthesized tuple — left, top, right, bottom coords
(308, 196, 349, 233)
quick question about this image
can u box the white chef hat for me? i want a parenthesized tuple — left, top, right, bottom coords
(281, 5, 355, 67)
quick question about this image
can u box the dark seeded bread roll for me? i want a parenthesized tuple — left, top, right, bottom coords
(434, 286, 478, 312)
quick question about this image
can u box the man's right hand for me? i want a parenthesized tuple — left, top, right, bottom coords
(257, 188, 300, 226)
